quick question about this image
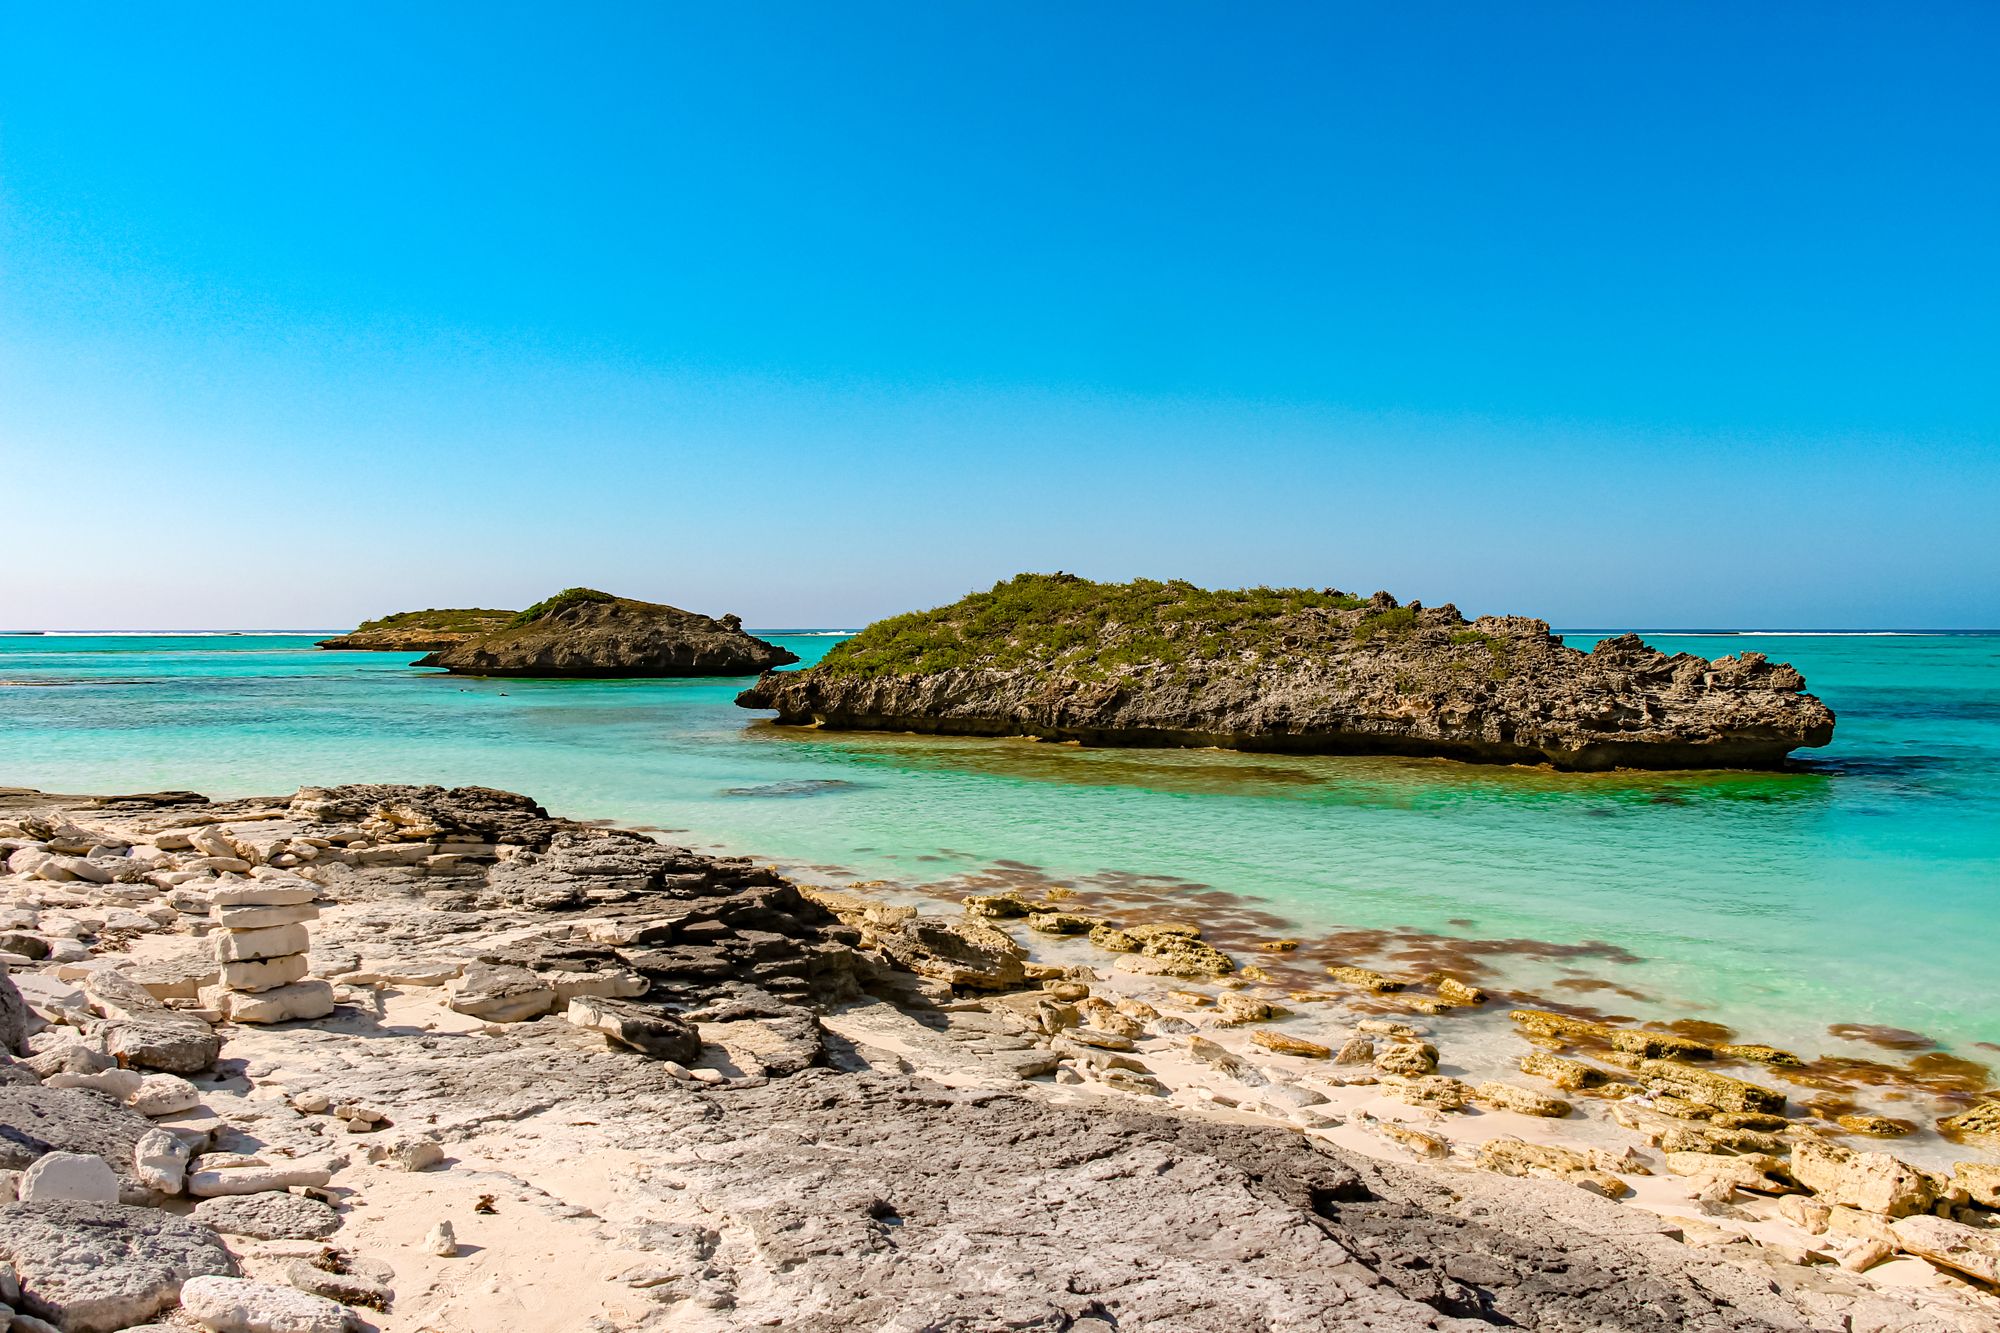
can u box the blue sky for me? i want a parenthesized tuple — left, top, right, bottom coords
(2, 3, 1995, 629)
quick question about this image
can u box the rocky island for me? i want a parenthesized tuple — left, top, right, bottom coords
(315, 609, 516, 653)
(413, 588, 798, 678)
(0, 781, 1991, 1331)
(738, 575, 1836, 770)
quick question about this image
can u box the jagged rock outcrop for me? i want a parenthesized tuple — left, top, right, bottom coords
(315, 608, 515, 651)
(738, 575, 1835, 770)
(415, 588, 798, 678)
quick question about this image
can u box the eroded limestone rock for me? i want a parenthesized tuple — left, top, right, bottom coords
(1790, 1138, 1937, 1217)
(191, 1192, 342, 1241)
(875, 916, 1027, 991)
(179, 1274, 348, 1333)
(443, 963, 558, 1023)
(0, 1200, 237, 1333)
(1889, 1213, 2000, 1285)
(1473, 1081, 1572, 1118)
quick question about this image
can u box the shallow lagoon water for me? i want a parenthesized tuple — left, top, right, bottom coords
(2, 629, 1996, 1069)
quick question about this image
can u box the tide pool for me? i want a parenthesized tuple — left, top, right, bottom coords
(2, 630, 1996, 1065)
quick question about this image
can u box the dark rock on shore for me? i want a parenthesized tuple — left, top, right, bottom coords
(738, 575, 1835, 770)
(291, 783, 560, 848)
(315, 608, 515, 651)
(0, 1087, 157, 1186)
(415, 588, 799, 678)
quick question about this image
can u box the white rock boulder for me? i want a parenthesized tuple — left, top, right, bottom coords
(179, 1275, 347, 1333)
(20, 1150, 119, 1204)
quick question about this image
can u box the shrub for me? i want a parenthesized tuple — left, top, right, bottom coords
(512, 588, 619, 625)
(820, 574, 1372, 678)
(354, 608, 514, 633)
(1351, 606, 1419, 643)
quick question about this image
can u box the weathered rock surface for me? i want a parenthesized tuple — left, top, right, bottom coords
(415, 589, 798, 678)
(220, 979, 336, 1024)
(739, 574, 1835, 770)
(572, 1067, 1834, 1330)
(1790, 1137, 1938, 1217)
(0, 969, 27, 1055)
(290, 782, 559, 848)
(1890, 1214, 2000, 1285)
(185, 1155, 334, 1198)
(0, 1200, 237, 1332)
(874, 915, 1028, 990)
(20, 1151, 119, 1204)
(191, 1192, 342, 1240)
(131, 1128, 191, 1194)
(444, 963, 559, 1022)
(180, 1274, 348, 1333)
(0, 1087, 156, 1186)
(567, 996, 699, 1061)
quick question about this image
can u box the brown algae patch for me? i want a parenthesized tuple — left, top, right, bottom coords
(837, 852, 2000, 1152)
(1829, 1023, 1941, 1052)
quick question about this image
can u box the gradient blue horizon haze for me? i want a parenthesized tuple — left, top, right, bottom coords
(3, 4, 1996, 630)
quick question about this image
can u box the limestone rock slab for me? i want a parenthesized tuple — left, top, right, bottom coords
(0, 1200, 237, 1333)
(19, 1151, 118, 1204)
(180, 1274, 348, 1333)
(220, 954, 311, 992)
(222, 980, 335, 1024)
(214, 923, 309, 963)
(192, 1192, 342, 1240)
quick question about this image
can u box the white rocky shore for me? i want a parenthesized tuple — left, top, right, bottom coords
(0, 782, 1994, 1333)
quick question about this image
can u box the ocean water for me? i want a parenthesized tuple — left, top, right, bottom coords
(2, 630, 1996, 1069)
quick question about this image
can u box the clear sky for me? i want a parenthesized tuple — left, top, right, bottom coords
(2, 4, 1995, 630)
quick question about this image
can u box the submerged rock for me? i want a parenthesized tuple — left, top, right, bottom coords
(1938, 1097, 2000, 1143)
(737, 575, 1835, 770)
(1638, 1059, 1786, 1114)
(416, 588, 798, 678)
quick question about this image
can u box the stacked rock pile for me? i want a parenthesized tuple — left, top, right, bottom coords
(206, 880, 335, 1023)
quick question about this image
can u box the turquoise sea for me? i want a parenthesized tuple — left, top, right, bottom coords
(2, 630, 1996, 1071)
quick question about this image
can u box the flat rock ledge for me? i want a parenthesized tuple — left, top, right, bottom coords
(0, 1200, 238, 1332)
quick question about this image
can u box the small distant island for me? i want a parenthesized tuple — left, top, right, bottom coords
(413, 587, 799, 678)
(737, 574, 1837, 770)
(315, 608, 516, 652)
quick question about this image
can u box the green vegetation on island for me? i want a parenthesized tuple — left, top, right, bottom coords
(511, 587, 619, 626)
(741, 572, 1837, 769)
(415, 588, 798, 678)
(819, 573, 1371, 679)
(353, 608, 516, 634)
(317, 607, 517, 651)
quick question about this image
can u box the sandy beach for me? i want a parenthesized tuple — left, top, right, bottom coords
(1, 781, 1995, 1332)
